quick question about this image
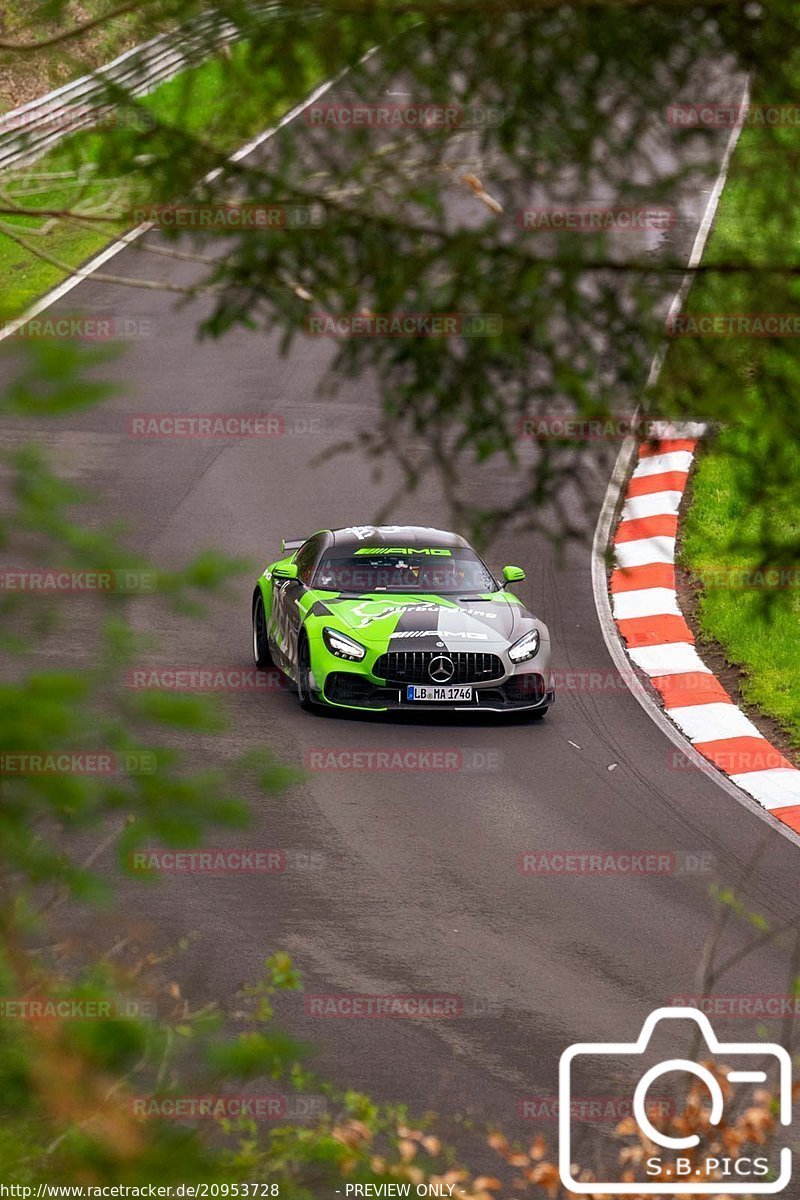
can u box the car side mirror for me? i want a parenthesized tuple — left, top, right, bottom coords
(502, 564, 526, 584)
(273, 561, 299, 581)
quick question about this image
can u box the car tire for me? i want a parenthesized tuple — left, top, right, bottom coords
(528, 707, 548, 721)
(297, 633, 316, 712)
(252, 592, 273, 668)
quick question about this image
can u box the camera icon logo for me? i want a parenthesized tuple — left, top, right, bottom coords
(559, 1007, 792, 1194)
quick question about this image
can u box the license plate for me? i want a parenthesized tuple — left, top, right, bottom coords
(405, 685, 474, 702)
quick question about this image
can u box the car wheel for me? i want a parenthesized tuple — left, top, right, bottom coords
(297, 634, 316, 712)
(528, 707, 548, 721)
(252, 593, 273, 668)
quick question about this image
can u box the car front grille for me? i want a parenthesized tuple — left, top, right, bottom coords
(374, 651, 504, 685)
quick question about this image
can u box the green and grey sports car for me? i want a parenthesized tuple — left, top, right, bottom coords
(251, 525, 554, 715)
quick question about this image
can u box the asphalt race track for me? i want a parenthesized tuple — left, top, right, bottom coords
(2, 48, 798, 1167)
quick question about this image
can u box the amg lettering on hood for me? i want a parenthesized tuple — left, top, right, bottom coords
(388, 630, 489, 639)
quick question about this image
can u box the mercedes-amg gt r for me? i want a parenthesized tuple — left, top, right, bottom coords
(251, 525, 554, 715)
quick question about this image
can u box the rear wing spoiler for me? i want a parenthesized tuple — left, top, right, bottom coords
(281, 537, 304, 554)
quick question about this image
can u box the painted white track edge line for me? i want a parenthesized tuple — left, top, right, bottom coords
(642, 77, 752, 393)
(590, 73, 800, 849)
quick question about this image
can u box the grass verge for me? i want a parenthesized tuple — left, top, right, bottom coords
(0, 38, 323, 316)
(669, 114, 800, 751)
(681, 436, 800, 749)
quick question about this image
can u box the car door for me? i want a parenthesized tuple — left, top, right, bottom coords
(272, 535, 322, 675)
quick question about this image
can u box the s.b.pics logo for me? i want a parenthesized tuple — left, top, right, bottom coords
(559, 1008, 792, 1194)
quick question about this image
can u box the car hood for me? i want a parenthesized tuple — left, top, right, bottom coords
(306, 591, 539, 651)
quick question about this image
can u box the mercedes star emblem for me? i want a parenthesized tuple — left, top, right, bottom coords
(428, 655, 455, 683)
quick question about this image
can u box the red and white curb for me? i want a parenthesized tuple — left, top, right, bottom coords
(610, 428, 800, 836)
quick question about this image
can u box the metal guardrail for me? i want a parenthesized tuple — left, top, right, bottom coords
(0, 6, 278, 173)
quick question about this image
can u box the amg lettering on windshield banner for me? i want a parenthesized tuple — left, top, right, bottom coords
(353, 547, 453, 556)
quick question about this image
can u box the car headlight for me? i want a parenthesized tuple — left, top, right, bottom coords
(322, 627, 367, 661)
(508, 629, 540, 663)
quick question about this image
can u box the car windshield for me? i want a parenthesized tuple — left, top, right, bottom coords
(312, 547, 499, 595)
